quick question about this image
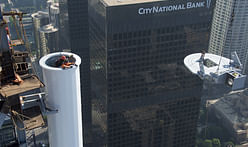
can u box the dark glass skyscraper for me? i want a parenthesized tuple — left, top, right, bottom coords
(59, 0, 92, 146)
(89, 0, 215, 147)
(58, 0, 70, 50)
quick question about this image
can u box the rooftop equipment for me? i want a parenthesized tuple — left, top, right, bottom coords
(184, 52, 246, 91)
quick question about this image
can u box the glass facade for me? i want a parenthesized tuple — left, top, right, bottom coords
(58, 0, 70, 50)
(209, 0, 248, 74)
(90, 0, 215, 147)
(39, 24, 59, 57)
(31, 11, 49, 58)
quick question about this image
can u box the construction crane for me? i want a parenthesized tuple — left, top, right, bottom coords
(2, 11, 31, 51)
(0, 8, 49, 147)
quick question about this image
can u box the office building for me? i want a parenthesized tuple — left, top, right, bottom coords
(22, 14, 34, 45)
(31, 11, 49, 58)
(58, 0, 70, 50)
(59, 0, 92, 146)
(89, 0, 215, 146)
(47, 0, 53, 9)
(207, 89, 248, 144)
(39, 24, 59, 57)
(47, 1, 59, 27)
(49, 3, 59, 27)
(208, 0, 248, 74)
(32, 0, 47, 11)
(0, 116, 17, 146)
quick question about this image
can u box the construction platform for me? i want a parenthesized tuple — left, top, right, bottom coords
(0, 75, 44, 98)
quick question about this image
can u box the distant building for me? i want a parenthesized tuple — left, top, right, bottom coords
(65, 0, 93, 146)
(49, 3, 59, 28)
(31, 11, 49, 58)
(22, 14, 34, 44)
(207, 89, 248, 144)
(0, 116, 17, 146)
(39, 24, 59, 57)
(32, 0, 47, 11)
(208, 0, 248, 74)
(89, 0, 215, 146)
(0, 4, 5, 10)
(0, 114, 16, 147)
(58, 0, 70, 50)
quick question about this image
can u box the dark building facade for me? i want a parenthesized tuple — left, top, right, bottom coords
(89, 0, 215, 147)
(59, 0, 92, 146)
(58, 0, 70, 50)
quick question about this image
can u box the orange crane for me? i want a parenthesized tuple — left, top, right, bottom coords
(2, 11, 31, 54)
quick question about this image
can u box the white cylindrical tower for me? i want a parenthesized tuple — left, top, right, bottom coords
(39, 52, 83, 147)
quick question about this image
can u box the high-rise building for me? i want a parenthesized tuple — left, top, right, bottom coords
(89, 0, 215, 146)
(47, 1, 59, 28)
(33, 0, 47, 10)
(39, 24, 59, 57)
(22, 14, 34, 45)
(31, 11, 49, 58)
(58, 0, 70, 50)
(59, 0, 92, 146)
(0, 117, 17, 146)
(208, 0, 248, 74)
(47, 0, 53, 9)
(49, 3, 59, 28)
(31, 4, 59, 81)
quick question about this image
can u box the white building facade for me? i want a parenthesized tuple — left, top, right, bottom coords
(209, 0, 248, 73)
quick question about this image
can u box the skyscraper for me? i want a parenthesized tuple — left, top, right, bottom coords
(48, 2, 60, 28)
(208, 0, 248, 74)
(59, 0, 92, 146)
(39, 24, 59, 56)
(22, 14, 34, 47)
(31, 11, 49, 58)
(89, 0, 215, 146)
(58, 0, 71, 50)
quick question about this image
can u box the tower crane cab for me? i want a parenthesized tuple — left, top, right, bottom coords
(184, 52, 246, 91)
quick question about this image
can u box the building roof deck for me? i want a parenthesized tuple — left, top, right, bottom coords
(31, 11, 48, 19)
(39, 24, 58, 33)
(0, 75, 44, 98)
(208, 90, 248, 126)
(184, 53, 231, 76)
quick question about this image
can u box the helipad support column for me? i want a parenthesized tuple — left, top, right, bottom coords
(39, 52, 83, 147)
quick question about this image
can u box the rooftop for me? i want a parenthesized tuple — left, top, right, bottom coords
(0, 75, 44, 97)
(208, 89, 248, 126)
(39, 52, 81, 70)
(101, 0, 164, 6)
(50, 3, 60, 14)
(184, 53, 231, 76)
(39, 24, 58, 33)
(31, 11, 48, 19)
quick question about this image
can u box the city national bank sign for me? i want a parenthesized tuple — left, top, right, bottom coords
(138, 0, 211, 15)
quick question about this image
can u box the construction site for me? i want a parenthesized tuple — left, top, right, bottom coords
(0, 9, 47, 147)
(0, 7, 83, 146)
